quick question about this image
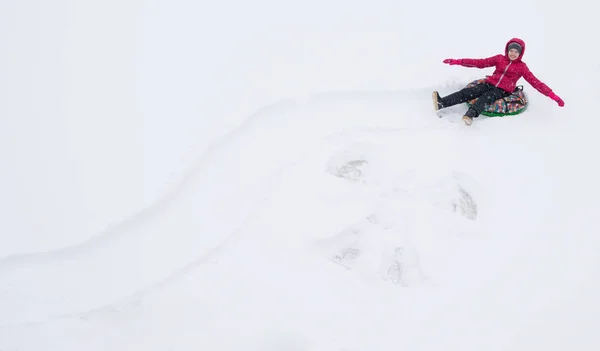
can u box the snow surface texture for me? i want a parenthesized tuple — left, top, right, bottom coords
(1, 0, 600, 350)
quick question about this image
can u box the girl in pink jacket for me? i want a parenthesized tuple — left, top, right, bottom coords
(432, 38, 564, 125)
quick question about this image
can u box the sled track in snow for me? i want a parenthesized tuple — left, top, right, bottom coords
(0, 85, 470, 327)
(0, 84, 460, 267)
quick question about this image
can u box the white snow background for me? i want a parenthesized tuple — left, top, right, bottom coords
(1, 0, 599, 350)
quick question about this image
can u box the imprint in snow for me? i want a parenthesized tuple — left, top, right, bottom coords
(312, 213, 426, 287)
(393, 170, 480, 222)
(325, 143, 376, 184)
(334, 160, 369, 183)
(456, 187, 478, 220)
(325, 140, 481, 222)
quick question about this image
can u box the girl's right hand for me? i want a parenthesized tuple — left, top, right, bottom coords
(443, 58, 461, 65)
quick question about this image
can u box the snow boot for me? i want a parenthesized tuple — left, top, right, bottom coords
(432, 91, 444, 111)
(462, 108, 477, 126)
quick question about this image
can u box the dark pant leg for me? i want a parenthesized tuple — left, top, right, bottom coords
(440, 83, 494, 108)
(467, 86, 511, 118)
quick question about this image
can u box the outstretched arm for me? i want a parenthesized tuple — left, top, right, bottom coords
(444, 55, 501, 68)
(522, 65, 564, 106)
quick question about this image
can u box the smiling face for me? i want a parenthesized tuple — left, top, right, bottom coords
(508, 48, 520, 61)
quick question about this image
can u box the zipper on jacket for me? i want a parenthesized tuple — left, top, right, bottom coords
(495, 61, 512, 87)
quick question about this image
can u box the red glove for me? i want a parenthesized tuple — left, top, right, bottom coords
(548, 92, 564, 107)
(443, 58, 461, 65)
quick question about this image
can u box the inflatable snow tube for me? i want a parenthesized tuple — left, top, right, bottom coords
(465, 78, 528, 117)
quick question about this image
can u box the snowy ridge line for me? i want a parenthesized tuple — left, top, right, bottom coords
(0, 98, 300, 269)
(9, 124, 452, 326)
(0, 119, 434, 327)
(0, 152, 304, 329)
(0, 83, 454, 267)
(319, 78, 475, 98)
(322, 124, 451, 140)
(304, 85, 460, 105)
(0, 85, 459, 328)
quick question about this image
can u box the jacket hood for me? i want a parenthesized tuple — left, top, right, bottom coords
(505, 38, 526, 61)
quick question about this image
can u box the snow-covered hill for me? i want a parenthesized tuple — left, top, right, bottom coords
(1, 0, 599, 350)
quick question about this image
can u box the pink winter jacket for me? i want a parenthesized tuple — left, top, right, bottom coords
(458, 38, 554, 96)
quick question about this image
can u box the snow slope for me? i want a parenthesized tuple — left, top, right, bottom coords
(1, 0, 599, 350)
